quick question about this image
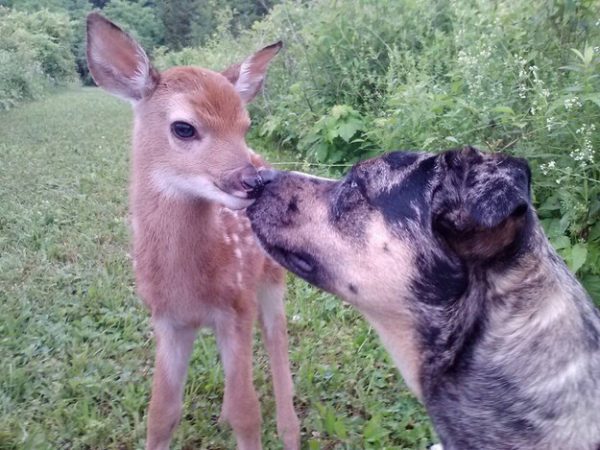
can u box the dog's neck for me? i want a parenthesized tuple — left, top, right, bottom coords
(419, 219, 600, 449)
(420, 215, 587, 382)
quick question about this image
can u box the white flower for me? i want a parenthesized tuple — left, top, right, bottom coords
(564, 97, 582, 110)
(518, 84, 528, 98)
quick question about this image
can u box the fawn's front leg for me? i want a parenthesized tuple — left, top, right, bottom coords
(146, 317, 198, 450)
(258, 281, 300, 450)
(216, 309, 262, 450)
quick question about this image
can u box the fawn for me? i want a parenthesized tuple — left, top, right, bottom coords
(86, 13, 299, 450)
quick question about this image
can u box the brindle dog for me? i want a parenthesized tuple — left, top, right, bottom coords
(247, 146, 600, 450)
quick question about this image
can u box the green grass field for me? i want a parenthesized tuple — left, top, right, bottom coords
(0, 88, 431, 450)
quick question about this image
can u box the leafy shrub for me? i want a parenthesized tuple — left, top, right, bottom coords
(0, 49, 44, 110)
(156, 0, 600, 302)
(102, 0, 164, 53)
(0, 7, 77, 109)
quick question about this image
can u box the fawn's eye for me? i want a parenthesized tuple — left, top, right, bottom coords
(171, 121, 197, 140)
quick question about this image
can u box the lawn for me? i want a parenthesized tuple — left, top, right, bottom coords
(0, 88, 432, 450)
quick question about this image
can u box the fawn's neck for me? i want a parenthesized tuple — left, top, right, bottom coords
(130, 171, 223, 243)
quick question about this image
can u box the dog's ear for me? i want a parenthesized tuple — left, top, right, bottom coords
(433, 146, 531, 259)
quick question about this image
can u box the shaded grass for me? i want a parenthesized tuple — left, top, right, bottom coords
(0, 88, 432, 449)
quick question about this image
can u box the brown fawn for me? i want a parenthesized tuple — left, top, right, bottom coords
(86, 13, 299, 450)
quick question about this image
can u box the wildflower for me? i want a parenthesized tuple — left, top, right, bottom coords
(540, 160, 556, 176)
(518, 85, 528, 99)
(564, 97, 582, 110)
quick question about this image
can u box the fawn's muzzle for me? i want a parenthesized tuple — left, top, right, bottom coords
(234, 165, 265, 198)
(241, 171, 263, 191)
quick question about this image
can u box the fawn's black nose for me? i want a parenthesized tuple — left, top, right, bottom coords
(257, 168, 279, 185)
(241, 171, 263, 191)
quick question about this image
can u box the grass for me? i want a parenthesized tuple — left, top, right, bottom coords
(0, 88, 432, 450)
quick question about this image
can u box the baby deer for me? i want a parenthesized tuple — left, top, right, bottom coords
(86, 13, 299, 450)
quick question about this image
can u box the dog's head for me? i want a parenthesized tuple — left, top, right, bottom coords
(248, 147, 532, 308)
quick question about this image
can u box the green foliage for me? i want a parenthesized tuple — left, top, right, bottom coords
(102, 0, 164, 52)
(0, 0, 89, 11)
(0, 1, 279, 88)
(157, 0, 280, 51)
(159, 0, 199, 50)
(0, 7, 77, 110)
(298, 104, 369, 165)
(158, 0, 600, 302)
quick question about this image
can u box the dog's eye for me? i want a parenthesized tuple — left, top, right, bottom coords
(171, 121, 197, 140)
(333, 180, 365, 220)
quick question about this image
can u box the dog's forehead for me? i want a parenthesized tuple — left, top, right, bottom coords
(352, 151, 433, 192)
(471, 153, 513, 179)
(462, 153, 530, 200)
(452, 147, 525, 177)
(338, 151, 437, 232)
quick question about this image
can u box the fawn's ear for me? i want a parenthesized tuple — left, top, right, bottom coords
(221, 41, 282, 103)
(433, 147, 532, 259)
(86, 12, 159, 102)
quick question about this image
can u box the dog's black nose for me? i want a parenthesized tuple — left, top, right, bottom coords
(257, 168, 280, 185)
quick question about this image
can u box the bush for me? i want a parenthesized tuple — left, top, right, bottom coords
(102, 0, 164, 52)
(0, 7, 77, 109)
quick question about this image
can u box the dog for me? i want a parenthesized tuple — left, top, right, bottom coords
(248, 146, 600, 449)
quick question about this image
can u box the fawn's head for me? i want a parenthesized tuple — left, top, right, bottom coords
(86, 12, 281, 209)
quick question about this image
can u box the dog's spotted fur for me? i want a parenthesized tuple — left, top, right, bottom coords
(248, 146, 600, 449)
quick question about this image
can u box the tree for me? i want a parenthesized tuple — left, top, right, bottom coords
(103, 0, 164, 51)
(159, 0, 199, 50)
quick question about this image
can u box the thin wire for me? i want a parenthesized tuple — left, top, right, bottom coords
(270, 161, 354, 167)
